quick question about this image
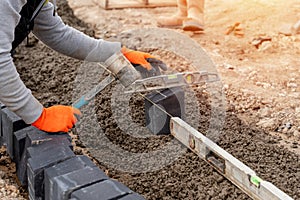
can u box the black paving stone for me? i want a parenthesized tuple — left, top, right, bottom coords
(46, 164, 108, 200)
(0, 109, 3, 147)
(13, 126, 32, 169)
(44, 155, 105, 200)
(118, 193, 146, 200)
(1, 107, 29, 159)
(70, 179, 133, 200)
(145, 87, 185, 135)
(27, 139, 75, 200)
(17, 127, 72, 186)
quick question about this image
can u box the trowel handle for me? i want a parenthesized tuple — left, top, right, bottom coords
(72, 75, 116, 109)
(73, 96, 89, 109)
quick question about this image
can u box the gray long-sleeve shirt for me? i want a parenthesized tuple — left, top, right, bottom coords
(0, 0, 121, 124)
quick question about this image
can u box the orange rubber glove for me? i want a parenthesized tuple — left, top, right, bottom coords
(121, 47, 155, 71)
(32, 105, 81, 133)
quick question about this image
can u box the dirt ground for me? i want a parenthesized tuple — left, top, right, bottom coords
(67, 0, 300, 199)
(0, 0, 300, 199)
(68, 0, 300, 152)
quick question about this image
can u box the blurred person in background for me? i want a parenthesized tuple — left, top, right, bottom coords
(157, 0, 205, 31)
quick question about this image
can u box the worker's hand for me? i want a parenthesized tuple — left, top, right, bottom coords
(32, 105, 81, 133)
(133, 58, 168, 78)
(121, 47, 168, 78)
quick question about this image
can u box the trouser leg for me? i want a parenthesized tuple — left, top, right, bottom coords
(183, 0, 205, 31)
(157, 0, 188, 27)
(177, 0, 188, 17)
(187, 0, 204, 20)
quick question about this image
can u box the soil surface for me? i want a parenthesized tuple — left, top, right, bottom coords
(1, 0, 300, 199)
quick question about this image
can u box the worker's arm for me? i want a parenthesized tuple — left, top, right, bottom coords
(0, 0, 44, 124)
(33, 2, 121, 62)
(33, 2, 167, 72)
(0, 0, 79, 133)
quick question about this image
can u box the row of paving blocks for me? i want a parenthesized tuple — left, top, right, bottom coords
(0, 104, 145, 200)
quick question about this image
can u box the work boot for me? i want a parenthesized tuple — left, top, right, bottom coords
(183, 0, 205, 31)
(157, 0, 187, 28)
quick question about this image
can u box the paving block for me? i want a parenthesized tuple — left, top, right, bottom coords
(145, 87, 185, 135)
(0, 103, 5, 146)
(1, 107, 29, 159)
(70, 179, 133, 200)
(27, 139, 75, 200)
(0, 109, 3, 147)
(14, 126, 33, 168)
(46, 163, 108, 200)
(53, 167, 108, 200)
(45, 155, 96, 179)
(118, 193, 146, 200)
(17, 127, 72, 186)
(44, 155, 107, 200)
(26, 129, 72, 146)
